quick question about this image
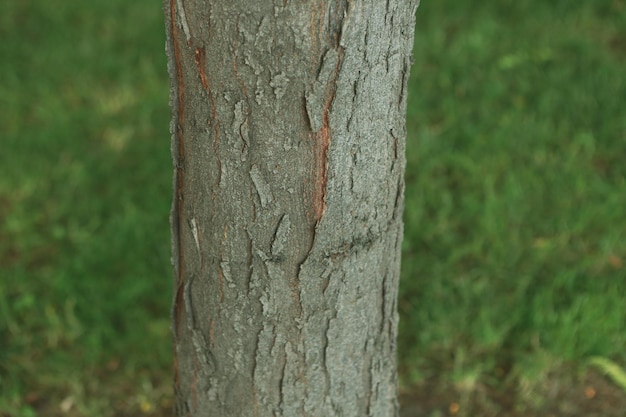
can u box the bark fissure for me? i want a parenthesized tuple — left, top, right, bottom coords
(308, 47, 345, 223)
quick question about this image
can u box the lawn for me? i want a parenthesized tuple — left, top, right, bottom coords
(1, 1, 625, 416)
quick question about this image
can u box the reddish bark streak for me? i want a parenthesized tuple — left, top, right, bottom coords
(194, 47, 209, 90)
(171, 0, 187, 339)
(311, 49, 344, 222)
(198, 50, 221, 193)
(311, 117, 330, 222)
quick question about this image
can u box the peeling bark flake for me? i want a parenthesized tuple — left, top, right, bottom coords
(175, 0, 192, 43)
(250, 164, 273, 208)
(305, 48, 340, 132)
(271, 214, 291, 257)
(190, 218, 200, 256)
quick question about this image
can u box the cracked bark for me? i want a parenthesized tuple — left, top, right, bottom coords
(164, 0, 418, 416)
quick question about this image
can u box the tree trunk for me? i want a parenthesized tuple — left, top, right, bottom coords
(163, 0, 417, 415)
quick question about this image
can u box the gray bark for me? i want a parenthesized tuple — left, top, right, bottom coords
(163, 0, 418, 416)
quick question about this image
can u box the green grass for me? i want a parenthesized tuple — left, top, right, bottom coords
(0, 1, 172, 415)
(399, 0, 626, 394)
(1, 0, 625, 415)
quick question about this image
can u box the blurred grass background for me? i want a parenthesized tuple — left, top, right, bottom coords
(1, 0, 625, 416)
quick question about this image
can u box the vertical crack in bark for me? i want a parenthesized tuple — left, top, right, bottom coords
(327, 0, 349, 48)
(218, 225, 229, 303)
(305, 1, 348, 224)
(246, 231, 254, 295)
(307, 47, 345, 223)
(169, 0, 187, 341)
(311, 93, 331, 223)
(182, 276, 218, 413)
(323, 314, 333, 401)
(194, 47, 209, 90)
(278, 343, 288, 413)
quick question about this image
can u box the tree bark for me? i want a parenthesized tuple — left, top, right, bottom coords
(163, 0, 417, 416)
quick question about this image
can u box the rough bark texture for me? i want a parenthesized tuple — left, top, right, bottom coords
(163, 1, 418, 416)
